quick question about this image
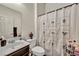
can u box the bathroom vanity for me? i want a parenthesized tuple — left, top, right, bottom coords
(0, 40, 30, 56)
(7, 45, 29, 56)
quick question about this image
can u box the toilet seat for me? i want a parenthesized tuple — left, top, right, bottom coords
(32, 46, 45, 56)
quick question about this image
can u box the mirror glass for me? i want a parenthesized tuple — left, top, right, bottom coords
(0, 5, 22, 39)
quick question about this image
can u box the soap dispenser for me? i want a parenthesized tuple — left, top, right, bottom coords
(0, 36, 6, 47)
(0, 37, 2, 47)
(1, 40, 6, 47)
(0, 37, 2, 40)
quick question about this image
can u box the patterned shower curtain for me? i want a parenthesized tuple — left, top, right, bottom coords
(37, 4, 78, 56)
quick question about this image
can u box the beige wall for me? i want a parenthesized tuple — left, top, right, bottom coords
(46, 3, 72, 12)
(37, 3, 46, 16)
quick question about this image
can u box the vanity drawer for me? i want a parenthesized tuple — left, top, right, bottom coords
(7, 45, 29, 56)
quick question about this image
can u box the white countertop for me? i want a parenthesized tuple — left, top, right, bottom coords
(0, 40, 30, 56)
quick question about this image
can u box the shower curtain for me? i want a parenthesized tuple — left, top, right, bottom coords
(37, 3, 78, 56)
(45, 12, 56, 56)
(38, 15, 47, 48)
(76, 4, 79, 43)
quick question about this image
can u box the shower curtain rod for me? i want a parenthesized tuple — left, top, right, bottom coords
(38, 3, 78, 17)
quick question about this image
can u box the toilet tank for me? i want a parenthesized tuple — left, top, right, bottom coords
(27, 38, 36, 49)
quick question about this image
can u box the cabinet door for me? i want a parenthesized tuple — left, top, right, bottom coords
(7, 45, 29, 56)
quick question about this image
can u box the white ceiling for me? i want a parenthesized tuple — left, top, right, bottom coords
(0, 3, 34, 14)
(0, 3, 72, 16)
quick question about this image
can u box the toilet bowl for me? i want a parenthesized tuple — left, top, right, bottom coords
(32, 46, 45, 56)
(26, 39, 45, 56)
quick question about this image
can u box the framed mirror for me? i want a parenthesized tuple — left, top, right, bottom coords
(0, 5, 22, 39)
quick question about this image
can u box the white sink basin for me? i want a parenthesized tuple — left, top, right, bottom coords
(7, 42, 22, 49)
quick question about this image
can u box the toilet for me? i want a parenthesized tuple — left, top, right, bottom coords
(26, 39, 45, 56)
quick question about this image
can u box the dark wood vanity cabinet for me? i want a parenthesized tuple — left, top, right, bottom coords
(7, 45, 29, 56)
